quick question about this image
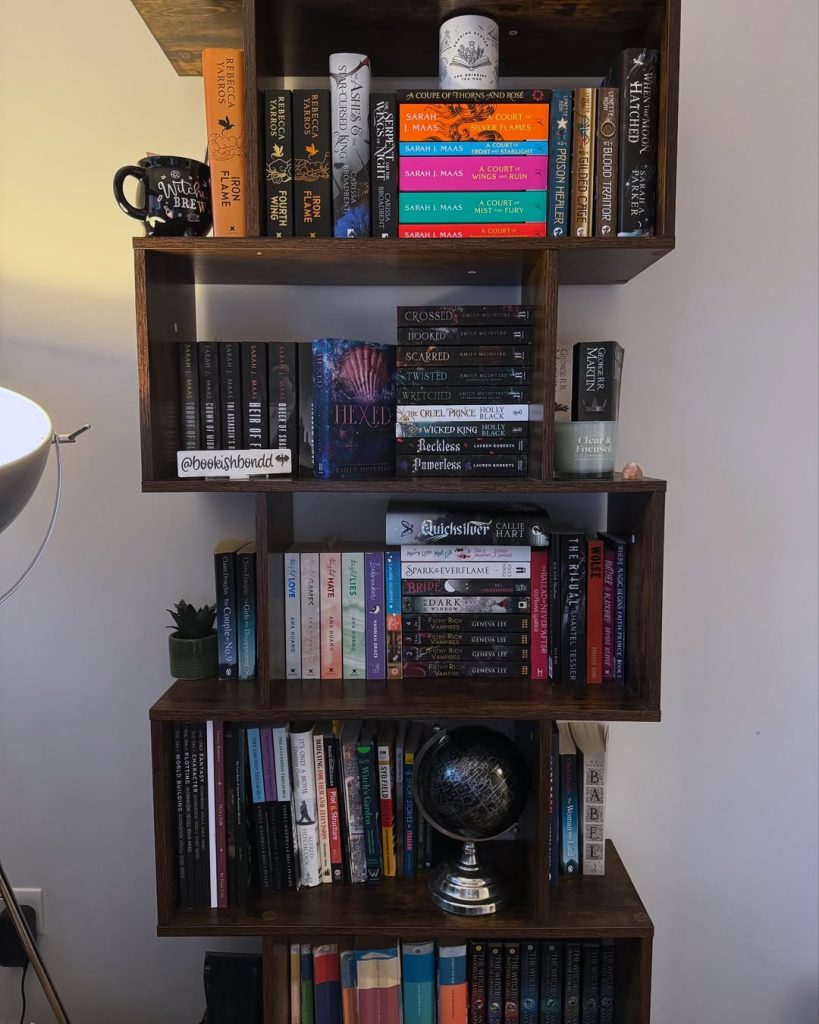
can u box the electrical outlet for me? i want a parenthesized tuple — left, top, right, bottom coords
(0, 888, 43, 936)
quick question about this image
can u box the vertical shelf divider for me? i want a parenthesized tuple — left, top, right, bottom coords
(522, 251, 558, 481)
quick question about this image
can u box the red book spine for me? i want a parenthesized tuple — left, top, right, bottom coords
(213, 721, 228, 908)
(586, 540, 604, 683)
(399, 223, 546, 239)
(602, 550, 616, 679)
(530, 548, 549, 679)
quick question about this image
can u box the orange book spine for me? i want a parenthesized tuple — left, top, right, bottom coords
(202, 48, 248, 237)
(399, 104, 549, 141)
(586, 539, 604, 683)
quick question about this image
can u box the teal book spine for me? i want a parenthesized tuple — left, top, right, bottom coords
(246, 728, 265, 804)
(399, 191, 547, 224)
(237, 543, 257, 680)
(402, 941, 436, 1024)
(384, 550, 403, 679)
(342, 552, 366, 679)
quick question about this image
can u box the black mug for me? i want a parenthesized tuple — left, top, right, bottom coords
(113, 155, 212, 236)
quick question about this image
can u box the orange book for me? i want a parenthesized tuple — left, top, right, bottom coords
(586, 538, 605, 683)
(202, 48, 247, 236)
(399, 103, 548, 142)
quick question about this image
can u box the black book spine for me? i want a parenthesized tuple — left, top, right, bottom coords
(276, 801, 299, 891)
(598, 942, 615, 1024)
(397, 345, 531, 368)
(404, 631, 528, 647)
(323, 734, 345, 884)
(397, 88, 550, 103)
(198, 343, 221, 451)
(181, 724, 195, 908)
(397, 325, 532, 345)
(401, 580, 530, 598)
(571, 342, 624, 422)
(219, 342, 243, 448)
(600, 533, 628, 681)
(402, 613, 530, 633)
(189, 723, 203, 905)
(397, 422, 529, 441)
(539, 942, 564, 1024)
(564, 943, 581, 1024)
(293, 89, 332, 237)
(469, 941, 487, 1024)
(396, 366, 531, 386)
(397, 457, 528, 478)
(397, 305, 534, 326)
(179, 343, 200, 451)
(297, 342, 314, 475)
(173, 723, 188, 908)
(594, 87, 619, 237)
(397, 438, 528, 458)
(252, 802, 273, 890)
(519, 942, 539, 1024)
(264, 90, 294, 237)
(581, 943, 601, 1024)
(560, 533, 587, 684)
(616, 48, 659, 237)
(234, 724, 249, 905)
(265, 803, 285, 891)
(267, 343, 298, 456)
(370, 94, 398, 238)
(397, 661, 529, 678)
(397, 386, 531, 404)
(402, 644, 529, 663)
(215, 547, 238, 680)
(487, 943, 503, 1024)
(503, 942, 520, 1024)
(223, 724, 238, 906)
(241, 343, 269, 449)
(197, 723, 210, 907)
(549, 721, 560, 885)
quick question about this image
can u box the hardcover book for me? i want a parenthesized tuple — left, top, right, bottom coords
(396, 404, 528, 424)
(397, 385, 530, 404)
(571, 342, 624, 421)
(615, 48, 659, 236)
(402, 722, 423, 876)
(312, 339, 396, 480)
(214, 540, 243, 679)
(397, 455, 527, 477)
(560, 532, 587, 684)
(396, 421, 528, 439)
(599, 533, 628, 680)
(547, 90, 572, 237)
(401, 613, 530, 632)
(219, 342, 242, 449)
(397, 89, 550, 103)
(571, 88, 596, 236)
(386, 501, 548, 546)
(399, 191, 547, 224)
(370, 93, 398, 237)
(293, 89, 332, 237)
(202, 48, 247, 237)
(241, 343, 269, 449)
(264, 90, 294, 237)
(401, 662, 529, 679)
(401, 560, 530, 580)
(323, 733, 345, 884)
(557, 723, 580, 874)
(268, 342, 298, 458)
(401, 580, 530, 598)
(400, 545, 530, 563)
(300, 945, 315, 1024)
(178, 343, 200, 453)
(376, 720, 397, 876)
(341, 551, 367, 679)
(397, 345, 531, 368)
(340, 950, 357, 1024)
(594, 88, 619, 237)
(198, 343, 221, 450)
(602, 549, 616, 680)
(399, 156, 548, 191)
(320, 551, 343, 679)
(330, 53, 371, 237)
(468, 941, 487, 1024)
(312, 729, 333, 884)
(399, 104, 548, 141)
(402, 644, 528, 663)
(402, 941, 435, 1024)
(403, 631, 528, 647)
(531, 547, 549, 680)
(539, 943, 564, 1024)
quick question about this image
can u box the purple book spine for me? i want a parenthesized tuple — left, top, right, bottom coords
(365, 552, 386, 679)
(260, 727, 278, 802)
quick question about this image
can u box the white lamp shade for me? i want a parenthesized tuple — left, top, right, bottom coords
(0, 387, 52, 534)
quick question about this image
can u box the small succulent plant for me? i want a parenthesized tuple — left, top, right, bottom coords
(168, 600, 216, 640)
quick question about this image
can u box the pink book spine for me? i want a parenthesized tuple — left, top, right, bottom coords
(213, 721, 228, 909)
(530, 548, 549, 680)
(320, 551, 343, 679)
(260, 727, 278, 801)
(602, 550, 616, 679)
(399, 155, 548, 191)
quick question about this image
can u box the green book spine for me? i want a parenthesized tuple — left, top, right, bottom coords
(356, 732, 383, 881)
(399, 191, 547, 224)
(342, 552, 366, 678)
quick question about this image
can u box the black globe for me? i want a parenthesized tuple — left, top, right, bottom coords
(414, 725, 529, 841)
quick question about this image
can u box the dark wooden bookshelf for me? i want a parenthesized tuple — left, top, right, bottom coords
(133, 1, 680, 1020)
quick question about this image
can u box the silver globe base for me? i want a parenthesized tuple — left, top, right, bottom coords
(428, 841, 506, 916)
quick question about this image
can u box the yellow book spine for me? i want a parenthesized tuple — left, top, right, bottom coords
(202, 48, 248, 237)
(571, 88, 596, 237)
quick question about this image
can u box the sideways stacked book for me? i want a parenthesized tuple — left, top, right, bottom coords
(395, 305, 532, 478)
(397, 90, 550, 238)
(386, 502, 549, 679)
(289, 938, 617, 1024)
(213, 539, 257, 680)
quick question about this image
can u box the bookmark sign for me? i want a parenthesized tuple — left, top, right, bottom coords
(177, 448, 292, 478)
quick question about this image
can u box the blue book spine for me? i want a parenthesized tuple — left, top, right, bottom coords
(547, 91, 573, 237)
(400, 191, 547, 224)
(559, 752, 580, 874)
(214, 545, 239, 679)
(519, 943, 539, 1024)
(403, 753, 416, 876)
(384, 550, 402, 679)
(400, 141, 548, 156)
(237, 544, 257, 680)
(246, 728, 266, 804)
(402, 941, 436, 1024)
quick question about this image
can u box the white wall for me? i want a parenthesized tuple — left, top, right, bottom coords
(1, 1, 817, 1023)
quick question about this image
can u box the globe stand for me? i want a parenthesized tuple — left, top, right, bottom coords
(428, 840, 506, 916)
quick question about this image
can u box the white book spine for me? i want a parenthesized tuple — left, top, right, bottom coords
(397, 403, 528, 423)
(312, 732, 333, 884)
(582, 751, 606, 875)
(342, 551, 367, 679)
(400, 544, 532, 563)
(401, 560, 531, 580)
(206, 721, 217, 909)
(284, 551, 301, 678)
(300, 552, 320, 679)
(289, 728, 321, 887)
(272, 725, 292, 801)
(329, 53, 371, 236)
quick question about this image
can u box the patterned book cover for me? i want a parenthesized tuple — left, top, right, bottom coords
(330, 54, 371, 237)
(547, 90, 573, 237)
(356, 947, 402, 1024)
(539, 943, 564, 1024)
(236, 542, 256, 680)
(399, 103, 548, 141)
(365, 552, 386, 679)
(290, 724, 321, 887)
(399, 140, 548, 156)
(400, 191, 547, 223)
(400, 156, 547, 191)
(179, 343, 200, 451)
(202, 48, 247, 237)
(402, 941, 435, 1024)
(370, 93, 398, 237)
(468, 941, 487, 1024)
(339, 719, 367, 883)
(520, 943, 539, 1024)
(502, 943, 520, 1024)
(300, 552, 321, 679)
(312, 339, 396, 480)
(384, 551, 403, 679)
(341, 552, 366, 679)
(312, 729, 333, 883)
(594, 87, 619, 237)
(438, 945, 468, 1024)
(294, 89, 332, 237)
(314, 945, 342, 1024)
(399, 223, 546, 238)
(356, 725, 383, 882)
(320, 551, 343, 679)
(571, 88, 596, 236)
(487, 944, 503, 1024)
(564, 944, 581, 1024)
(284, 550, 301, 678)
(264, 90, 294, 237)
(615, 48, 659, 236)
(340, 950, 357, 1024)
(219, 342, 242, 448)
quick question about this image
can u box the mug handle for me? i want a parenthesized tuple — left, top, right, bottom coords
(113, 165, 148, 220)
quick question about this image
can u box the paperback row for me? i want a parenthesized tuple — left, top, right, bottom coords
(290, 938, 616, 1024)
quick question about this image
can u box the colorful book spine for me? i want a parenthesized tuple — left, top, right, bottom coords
(402, 580, 529, 599)
(320, 551, 343, 679)
(312, 731, 333, 884)
(400, 156, 548, 191)
(291, 944, 301, 1024)
(179, 343, 200, 451)
(586, 539, 604, 683)
(600, 533, 628, 680)
(237, 542, 256, 680)
(594, 87, 619, 237)
(219, 342, 242, 448)
(519, 942, 539, 1024)
(214, 541, 240, 679)
(294, 89, 332, 237)
(571, 88, 596, 236)
(241, 343, 269, 449)
(398, 88, 552, 102)
(384, 551, 403, 679)
(396, 346, 531, 369)
(198, 343, 221, 450)
(376, 725, 396, 876)
(400, 192, 547, 224)
(402, 613, 530, 632)
(560, 533, 587, 684)
(330, 53, 371, 237)
(264, 90, 294, 237)
(202, 48, 247, 237)
(365, 551, 386, 679)
(290, 725, 321, 887)
(402, 941, 435, 1024)
(399, 104, 548, 141)
(324, 734, 345, 884)
(340, 720, 367, 883)
(564, 944, 581, 1024)
(602, 550, 615, 679)
(268, 342, 298, 456)
(285, 551, 301, 678)
(398, 223, 546, 238)
(340, 951, 357, 1024)
(212, 721, 228, 908)
(173, 724, 188, 907)
(487, 944, 503, 1024)
(468, 941, 487, 1024)
(531, 547, 549, 680)
(539, 943, 564, 1024)
(341, 552, 366, 679)
(260, 727, 278, 801)
(547, 90, 572, 237)
(357, 727, 383, 882)
(599, 943, 615, 1024)
(356, 949, 402, 1024)
(300, 552, 321, 679)
(301, 944, 316, 1024)
(402, 728, 418, 877)
(370, 93, 398, 237)
(313, 944, 342, 1024)
(438, 945, 468, 1024)
(616, 48, 659, 237)
(559, 729, 580, 875)
(399, 140, 548, 156)
(502, 942, 520, 1024)
(246, 727, 265, 804)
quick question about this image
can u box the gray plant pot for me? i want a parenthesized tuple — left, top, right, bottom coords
(169, 631, 218, 680)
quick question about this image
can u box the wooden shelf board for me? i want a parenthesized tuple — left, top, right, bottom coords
(142, 475, 667, 495)
(133, 236, 674, 286)
(157, 841, 652, 938)
(150, 678, 659, 723)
